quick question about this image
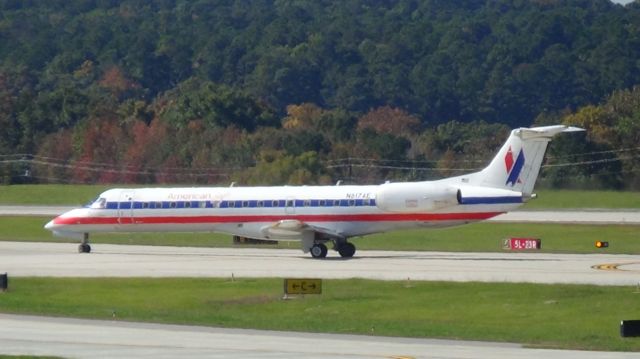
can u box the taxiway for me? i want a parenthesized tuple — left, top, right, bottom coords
(0, 313, 637, 359)
(1, 241, 639, 285)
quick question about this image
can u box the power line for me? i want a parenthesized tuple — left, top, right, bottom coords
(542, 155, 640, 168)
(1, 147, 639, 184)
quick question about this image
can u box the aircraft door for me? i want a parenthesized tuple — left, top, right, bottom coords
(285, 197, 296, 215)
(117, 190, 135, 226)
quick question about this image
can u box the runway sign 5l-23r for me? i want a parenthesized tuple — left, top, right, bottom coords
(503, 238, 541, 251)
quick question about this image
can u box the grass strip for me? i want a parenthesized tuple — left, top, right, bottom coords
(0, 185, 111, 206)
(523, 190, 640, 209)
(0, 277, 639, 352)
(3, 216, 640, 254)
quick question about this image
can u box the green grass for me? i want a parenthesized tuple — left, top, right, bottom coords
(1, 185, 639, 209)
(524, 190, 640, 209)
(5, 216, 639, 254)
(359, 222, 640, 254)
(0, 184, 111, 206)
(1, 277, 639, 351)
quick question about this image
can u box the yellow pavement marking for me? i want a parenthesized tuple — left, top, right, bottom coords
(592, 263, 621, 271)
(591, 262, 640, 271)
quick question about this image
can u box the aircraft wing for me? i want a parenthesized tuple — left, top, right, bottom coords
(260, 219, 343, 240)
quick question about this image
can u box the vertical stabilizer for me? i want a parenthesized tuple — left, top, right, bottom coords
(474, 125, 583, 196)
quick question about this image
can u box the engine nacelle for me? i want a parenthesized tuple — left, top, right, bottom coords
(456, 185, 523, 205)
(376, 182, 459, 213)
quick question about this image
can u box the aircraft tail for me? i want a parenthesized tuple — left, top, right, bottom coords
(469, 125, 583, 196)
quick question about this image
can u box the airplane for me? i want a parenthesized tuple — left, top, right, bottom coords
(45, 125, 583, 258)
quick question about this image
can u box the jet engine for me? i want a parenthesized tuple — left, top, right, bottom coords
(375, 182, 459, 213)
(455, 185, 523, 205)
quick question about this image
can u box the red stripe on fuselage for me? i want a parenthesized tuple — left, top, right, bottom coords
(53, 212, 502, 226)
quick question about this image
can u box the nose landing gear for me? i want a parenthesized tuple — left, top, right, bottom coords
(78, 233, 91, 253)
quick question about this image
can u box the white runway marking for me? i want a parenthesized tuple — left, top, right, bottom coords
(1, 241, 639, 285)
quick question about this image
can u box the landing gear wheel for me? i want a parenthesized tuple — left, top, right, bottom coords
(78, 233, 91, 253)
(337, 242, 356, 258)
(310, 243, 328, 258)
(78, 243, 91, 253)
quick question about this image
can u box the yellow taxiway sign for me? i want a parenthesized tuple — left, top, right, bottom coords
(284, 278, 322, 295)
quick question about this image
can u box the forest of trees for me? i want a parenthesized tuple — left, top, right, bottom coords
(0, 0, 639, 189)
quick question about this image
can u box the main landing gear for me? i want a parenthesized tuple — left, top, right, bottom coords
(336, 241, 356, 258)
(309, 240, 356, 259)
(78, 233, 91, 253)
(310, 243, 328, 258)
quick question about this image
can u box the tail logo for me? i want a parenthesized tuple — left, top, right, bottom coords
(505, 146, 525, 186)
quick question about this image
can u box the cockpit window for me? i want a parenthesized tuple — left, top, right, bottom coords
(89, 197, 107, 209)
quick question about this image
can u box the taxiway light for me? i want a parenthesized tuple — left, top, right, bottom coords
(595, 241, 609, 248)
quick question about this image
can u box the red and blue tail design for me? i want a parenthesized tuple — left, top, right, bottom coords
(505, 146, 525, 187)
(459, 125, 583, 196)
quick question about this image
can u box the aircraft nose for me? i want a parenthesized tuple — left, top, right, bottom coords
(44, 219, 56, 231)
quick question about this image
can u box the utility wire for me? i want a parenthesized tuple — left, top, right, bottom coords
(1, 147, 638, 184)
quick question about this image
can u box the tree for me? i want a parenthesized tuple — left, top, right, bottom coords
(356, 106, 421, 138)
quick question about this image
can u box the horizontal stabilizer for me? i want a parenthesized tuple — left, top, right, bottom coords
(516, 125, 584, 139)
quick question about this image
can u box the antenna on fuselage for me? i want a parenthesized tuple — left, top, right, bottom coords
(230, 182, 236, 187)
(336, 180, 342, 186)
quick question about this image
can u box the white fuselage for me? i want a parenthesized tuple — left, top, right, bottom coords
(45, 181, 523, 241)
(44, 125, 582, 257)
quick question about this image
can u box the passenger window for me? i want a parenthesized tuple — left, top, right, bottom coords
(142, 202, 149, 209)
(242, 201, 249, 208)
(333, 200, 340, 206)
(304, 200, 310, 207)
(272, 200, 278, 207)
(257, 201, 264, 207)
(170, 202, 177, 208)
(348, 200, 355, 206)
(185, 202, 191, 208)
(229, 201, 235, 208)
(319, 200, 325, 206)
(286, 200, 294, 207)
